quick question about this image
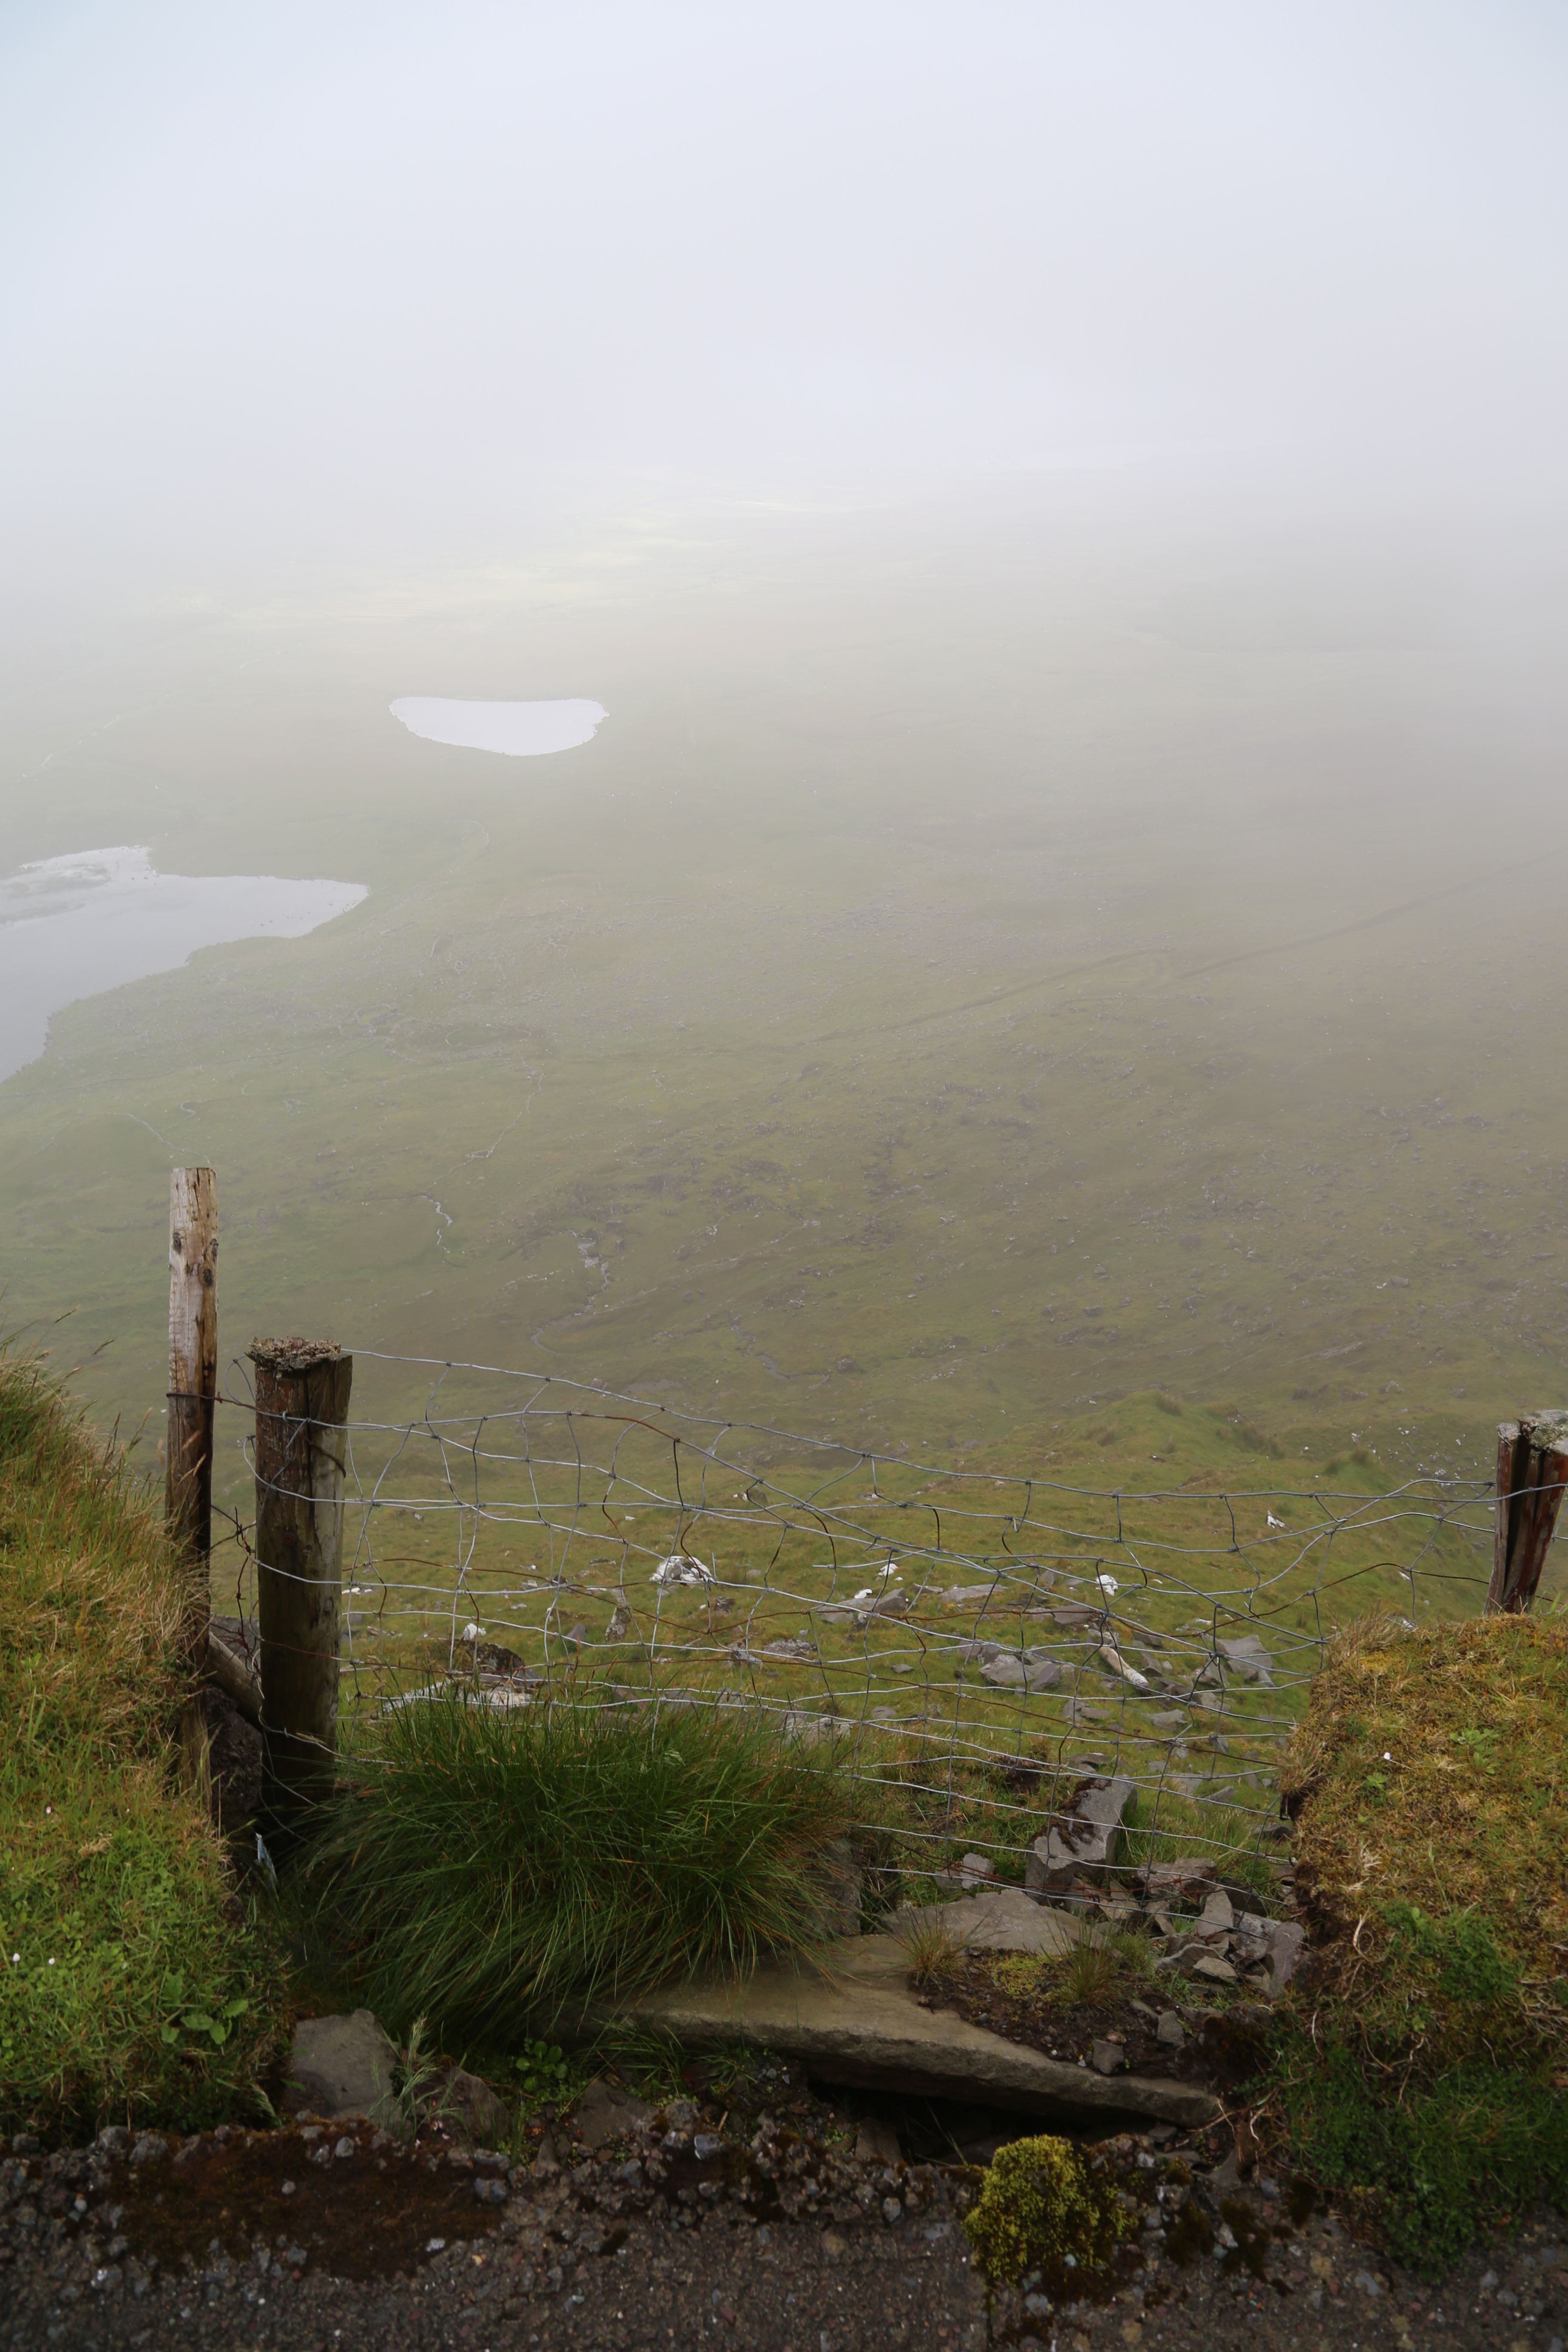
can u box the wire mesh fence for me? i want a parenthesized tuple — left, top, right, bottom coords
(214, 1347, 1501, 1910)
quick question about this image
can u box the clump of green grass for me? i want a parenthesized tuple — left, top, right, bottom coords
(989, 1925, 1150, 2010)
(896, 1909, 965, 1989)
(301, 1692, 853, 2042)
(1267, 1613, 1568, 2269)
(0, 1343, 286, 2141)
(1118, 1787, 1279, 1905)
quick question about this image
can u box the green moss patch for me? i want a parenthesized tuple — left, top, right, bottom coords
(962, 2133, 1128, 2285)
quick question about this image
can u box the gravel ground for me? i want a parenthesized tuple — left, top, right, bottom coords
(2, 2114, 1563, 2352)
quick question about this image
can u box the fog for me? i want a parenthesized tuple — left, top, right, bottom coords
(3, 1, 1566, 654)
(3, 3, 1568, 1475)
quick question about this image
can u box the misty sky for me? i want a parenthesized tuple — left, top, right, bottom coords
(3, 0, 1565, 646)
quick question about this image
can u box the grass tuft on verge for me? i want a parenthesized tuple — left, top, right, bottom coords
(300, 1691, 854, 2043)
(0, 1341, 286, 2141)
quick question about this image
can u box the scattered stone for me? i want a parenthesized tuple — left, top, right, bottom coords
(816, 1838, 865, 1935)
(1095, 1643, 1152, 1694)
(762, 1635, 819, 1661)
(1156, 2011, 1185, 2049)
(1091, 2039, 1126, 2076)
(1217, 1634, 1275, 1687)
(896, 1889, 1081, 1958)
(1025, 1776, 1136, 1896)
(1052, 1605, 1102, 1627)
(434, 2066, 512, 2148)
(957, 1852, 997, 1889)
(288, 2011, 403, 2132)
(1197, 1890, 1234, 1939)
(979, 1653, 1062, 1693)
(1191, 1953, 1237, 1984)
(861, 1590, 910, 1622)
(128, 2135, 167, 2167)
(1265, 1919, 1306, 1993)
(943, 1583, 1009, 1608)
(854, 2117, 902, 2164)
(1133, 1859, 1217, 1902)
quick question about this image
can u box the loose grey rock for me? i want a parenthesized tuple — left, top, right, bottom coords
(1265, 1918, 1306, 1993)
(1197, 1889, 1234, 1937)
(897, 1888, 1081, 1957)
(1091, 2039, 1126, 2076)
(1191, 1952, 1237, 1984)
(1133, 1858, 1217, 1902)
(434, 2064, 512, 2147)
(128, 2134, 167, 2167)
(1025, 1774, 1136, 1895)
(854, 2117, 902, 2164)
(1095, 1642, 1152, 1694)
(1217, 1633, 1275, 1687)
(288, 2010, 402, 2132)
(1156, 2010, 1186, 2048)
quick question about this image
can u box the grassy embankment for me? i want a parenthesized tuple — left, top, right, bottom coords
(1272, 1613, 1568, 2271)
(0, 1344, 286, 2141)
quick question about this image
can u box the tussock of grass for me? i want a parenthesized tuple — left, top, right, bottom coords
(1269, 1612, 1568, 2268)
(0, 1345, 285, 2140)
(301, 1693, 854, 2042)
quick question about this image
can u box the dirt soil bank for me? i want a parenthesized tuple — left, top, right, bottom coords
(1, 2116, 1562, 2352)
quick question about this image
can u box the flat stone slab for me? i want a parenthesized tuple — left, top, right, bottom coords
(600, 1934, 1219, 2128)
(894, 1888, 1084, 1958)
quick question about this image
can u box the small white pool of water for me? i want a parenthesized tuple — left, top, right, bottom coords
(0, 847, 368, 1084)
(389, 698, 607, 756)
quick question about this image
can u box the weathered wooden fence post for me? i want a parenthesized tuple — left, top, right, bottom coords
(250, 1338, 353, 1846)
(166, 1168, 218, 1787)
(1488, 1410, 1568, 1612)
